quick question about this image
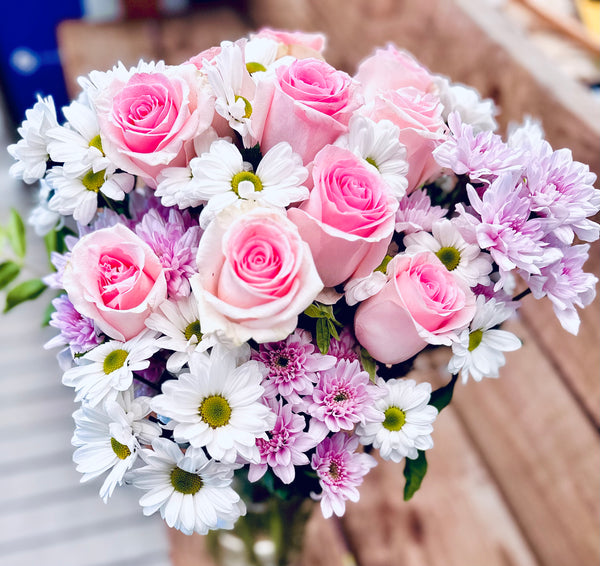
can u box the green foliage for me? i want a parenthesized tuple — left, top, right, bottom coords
(429, 374, 458, 412)
(7, 208, 26, 259)
(403, 451, 428, 501)
(303, 302, 343, 354)
(4, 279, 46, 313)
(359, 347, 377, 383)
(0, 261, 21, 290)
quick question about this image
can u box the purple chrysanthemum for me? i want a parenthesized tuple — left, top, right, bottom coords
(527, 243, 597, 335)
(306, 359, 384, 434)
(433, 112, 523, 184)
(135, 207, 201, 299)
(395, 189, 447, 235)
(328, 328, 360, 363)
(311, 432, 376, 518)
(248, 399, 318, 484)
(44, 294, 102, 354)
(456, 173, 560, 287)
(253, 330, 336, 405)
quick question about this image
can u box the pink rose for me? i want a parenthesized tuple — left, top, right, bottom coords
(356, 45, 435, 100)
(288, 145, 398, 287)
(93, 62, 214, 187)
(63, 224, 167, 341)
(254, 28, 326, 53)
(257, 58, 360, 164)
(191, 203, 323, 344)
(363, 88, 446, 192)
(354, 251, 476, 364)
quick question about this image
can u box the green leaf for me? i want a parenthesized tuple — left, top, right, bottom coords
(316, 317, 330, 354)
(43, 229, 57, 261)
(303, 303, 324, 318)
(42, 298, 57, 326)
(403, 451, 428, 501)
(3, 279, 46, 312)
(0, 261, 21, 290)
(359, 348, 377, 383)
(7, 208, 26, 258)
(429, 374, 458, 413)
(327, 318, 340, 340)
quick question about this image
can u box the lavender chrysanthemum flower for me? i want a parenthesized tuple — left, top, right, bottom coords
(456, 173, 561, 287)
(42, 234, 79, 289)
(395, 189, 447, 235)
(135, 208, 201, 299)
(248, 399, 318, 484)
(328, 328, 360, 363)
(44, 295, 102, 354)
(527, 243, 597, 335)
(253, 330, 336, 405)
(311, 432, 376, 518)
(433, 112, 523, 184)
(306, 359, 384, 434)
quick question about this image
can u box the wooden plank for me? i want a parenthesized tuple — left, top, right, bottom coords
(517, 241, 600, 425)
(340, 374, 540, 566)
(423, 316, 600, 566)
(247, 0, 600, 180)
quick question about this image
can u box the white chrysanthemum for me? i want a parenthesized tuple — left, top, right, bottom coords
(145, 295, 219, 373)
(47, 99, 113, 177)
(152, 344, 276, 464)
(161, 139, 307, 227)
(203, 41, 256, 139)
(72, 390, 161, 502)
(28, 179, 63, 236)
(336, 115, 409, 199)
(404, 219, 492, 287)
(46, 165, 134, 225)
(129, 438, 246, 535)
(448, 295, 521, 383)
(62, 331, 159, 407)
(356, 378, 438, 462)
(244, 37, 279, 74)
(7, 94, 58, 183)
(434, 75, 497, 133)
(344, 270, 388, 306)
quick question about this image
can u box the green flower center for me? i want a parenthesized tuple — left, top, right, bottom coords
(375, 254, 393, 274)
(103, 349, 129, 374)
(88, 134, 105, 155)
(231, 171, 263, 195)
(383, 406, 406, 431)
(199, 395, 232, 428)
(183, 320, 202, 342)
(365, 156, 378, 170)
(110, 437, 132, 460)
(170, 466, 203, 495)
(468, 329, 484, 352)
(82, 169, 106, 193)
(234, 94, 253, 119)
(436, 246, 461, 271)
(246, 61, 267, 74)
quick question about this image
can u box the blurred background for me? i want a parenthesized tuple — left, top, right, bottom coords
(0, 1, 598, 565)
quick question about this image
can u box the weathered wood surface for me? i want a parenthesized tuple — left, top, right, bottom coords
(6, 2, 598, 565)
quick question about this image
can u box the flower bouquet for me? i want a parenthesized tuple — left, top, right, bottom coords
(4, 27, 598, 565)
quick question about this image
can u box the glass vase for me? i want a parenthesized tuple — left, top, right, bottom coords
(206, 495, 314, 566)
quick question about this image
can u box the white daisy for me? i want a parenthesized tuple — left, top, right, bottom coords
(72, 389, 161, 502)
(356, 378, 438, 462)
(203, 41, 256, 139)
(47, 99, 113, 177)
(46, 165, 134, 225)
(404, 219, 492, 287)
(151, 344, 276, 464)
(448, 295, 522, 383)
(336, 115, 409, 199)
(145, 295, 219, 373)
(7, 94, 58, 183)
(28, 179, 63, 236)
(129, 438, 246, 535)
(62, 330, 159, 407)
(244, 36, 279, 74)
(170, 139, 307, 228)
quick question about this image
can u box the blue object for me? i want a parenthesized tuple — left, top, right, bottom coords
(0, 1, 83, 129)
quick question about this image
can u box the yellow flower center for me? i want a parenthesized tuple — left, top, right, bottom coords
(231, 171, 263, 195)
(170, 467, 203, 495)
(199, 395, 232, 428)
(88, 134, 105, 155)
(436, 246, 461, 271)
(111, 437, 132, 460)
(103, 349, 128, 374)
(82, 169, 106, 193)
(383, 406, 406, 431)
(234, 94, 253, 119)
(183, 320, 202, 342)
(468, 329, 484, 352)
(246, 62, 267, 74)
